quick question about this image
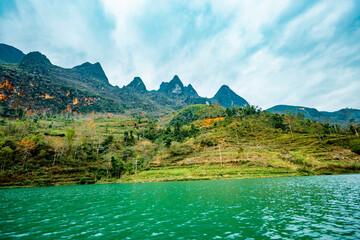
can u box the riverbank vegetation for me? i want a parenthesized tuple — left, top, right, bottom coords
(0, 105, 359, 187)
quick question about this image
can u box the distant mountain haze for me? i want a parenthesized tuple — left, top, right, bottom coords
(267, 105, 360, 125)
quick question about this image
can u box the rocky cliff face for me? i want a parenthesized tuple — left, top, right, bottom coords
(184, 84, 198, 97)
(157, 82, 169, 92)
(73, 62, 109, 84)
(162, 75, 185, 95)
(126, 77, 147, 92)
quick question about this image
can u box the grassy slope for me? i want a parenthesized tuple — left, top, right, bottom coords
(0, 110, 359, 188)
(124, 126, 359, 183)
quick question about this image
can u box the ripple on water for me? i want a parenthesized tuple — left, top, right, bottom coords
(1, 175, 360, 239)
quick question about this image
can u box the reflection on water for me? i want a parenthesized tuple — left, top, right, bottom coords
(1, 174, 360, 239)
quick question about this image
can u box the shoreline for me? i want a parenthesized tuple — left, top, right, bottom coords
(2, 170, 359, 189)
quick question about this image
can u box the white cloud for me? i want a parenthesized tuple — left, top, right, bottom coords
(0, 1, 103, 66)
(0, 0, 359, 111)
(279, 1, 352, 48)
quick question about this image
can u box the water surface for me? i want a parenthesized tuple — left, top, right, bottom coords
(1, 174, 360, 239)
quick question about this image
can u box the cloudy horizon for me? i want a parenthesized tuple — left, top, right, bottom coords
(1, 0, 359, 111)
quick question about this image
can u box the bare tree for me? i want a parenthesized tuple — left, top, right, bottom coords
(284, 111, 295, 140)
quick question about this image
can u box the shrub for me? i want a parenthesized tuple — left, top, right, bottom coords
(349, 139, 360, 154)
(102, 135, 114, 146)
(164, 137, 172, 147)
(122, 148, 134, 161)
(199, 135, 218, 147)
(79, 177, 95, 185)
(169, 142, 194, 156)
(111, 157, 126, 178)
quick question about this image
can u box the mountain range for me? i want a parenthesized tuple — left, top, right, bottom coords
(267, 105, 360, 125)
(0, 43, 359, 125)
(0, 43, 249, 117)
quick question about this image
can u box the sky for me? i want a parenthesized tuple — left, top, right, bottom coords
(0, 0, 359, 111)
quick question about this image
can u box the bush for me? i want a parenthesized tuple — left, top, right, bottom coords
(164, 137, 172, 147)
(111, 157, 126, 178)
(122, 148, 134, 161)
(199, 135, 218, 147)
(79, 177, 95, 185)
(102, 135, 114, 146)
(169, 142, 194, 156)
(349, 139, 360, 154)
(127, 161, 135, 174)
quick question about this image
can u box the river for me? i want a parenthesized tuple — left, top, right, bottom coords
(1, 174, 360, 239)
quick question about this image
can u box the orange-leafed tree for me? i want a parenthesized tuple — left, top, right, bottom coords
(16, 138, 36, 167)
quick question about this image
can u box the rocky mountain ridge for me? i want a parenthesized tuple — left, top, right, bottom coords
(2, 43, 358, 125)
(0, 43, 25, 64)
(0, 44, 249, 117)
(211, 85, 249, 108)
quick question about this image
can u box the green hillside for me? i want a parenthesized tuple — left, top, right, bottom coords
(0, 105, 359, 187)
(0, 44, 359, 188)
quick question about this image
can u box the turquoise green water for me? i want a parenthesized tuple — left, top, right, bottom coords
(1, 175, 360, 239)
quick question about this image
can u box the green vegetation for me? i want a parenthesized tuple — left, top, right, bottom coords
(0, 105, 359, 188)
(170, 104, 225, 126)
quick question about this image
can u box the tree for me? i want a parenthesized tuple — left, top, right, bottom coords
(244, 105, 260, 116)
(124, 131, 129, 145)
(174, 121, 180, 137)
(105, 143, 116, 178)
(133, 156, 143, 182)
(82, 119, 96, 151)
(225, 108, 234, 118)
(144, 126, 157, 141)
(270, 113, 285, 130)
(123, 130, 135, 146)
(342, 109, 359, 138)
(165, 137, 172, 147)
(51, 137, 66, 165)
(163, 126, 171, 136)
(284, 112, 295, 140)
(16, 138, 36, 167)
(111, 156, 125, 178)
(312, 122, 325, 144)
(66, 128, 76, 149)
(190, 124, 199, 138)
(350, 118, 359, 138)
(102, 135, 114, 147)
(122, 148, 134, 161)
(0, 146, 13, 171)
